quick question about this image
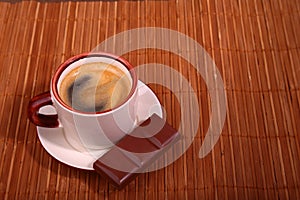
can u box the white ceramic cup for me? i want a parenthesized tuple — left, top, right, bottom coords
(28, 52, 138, 151)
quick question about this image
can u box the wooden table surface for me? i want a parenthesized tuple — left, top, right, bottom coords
(0, 0, 299, 199)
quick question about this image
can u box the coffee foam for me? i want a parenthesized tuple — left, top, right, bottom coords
(59, 61, 131, 113)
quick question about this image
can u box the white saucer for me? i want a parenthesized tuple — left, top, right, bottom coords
(37, 81, 163, 170)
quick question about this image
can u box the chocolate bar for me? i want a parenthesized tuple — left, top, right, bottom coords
(93, 114, 181, 189)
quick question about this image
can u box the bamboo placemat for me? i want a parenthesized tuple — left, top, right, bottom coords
(0, 0, 299, 199)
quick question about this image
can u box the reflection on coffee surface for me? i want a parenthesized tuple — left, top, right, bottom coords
(59, 62, 131, 112)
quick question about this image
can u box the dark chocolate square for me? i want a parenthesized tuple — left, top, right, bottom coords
(93, 114, 181, 189)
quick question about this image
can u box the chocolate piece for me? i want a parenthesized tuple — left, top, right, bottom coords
(93, 114, 181, 189)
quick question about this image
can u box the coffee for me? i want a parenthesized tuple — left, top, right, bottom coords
(59, 62, 131, 113)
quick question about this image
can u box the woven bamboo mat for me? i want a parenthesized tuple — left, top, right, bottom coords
(0, 0, 299, 199)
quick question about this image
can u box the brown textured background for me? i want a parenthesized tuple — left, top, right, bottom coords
(0, 0, 299, 199)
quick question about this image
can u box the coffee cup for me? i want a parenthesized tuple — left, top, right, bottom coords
(28, 52, 138, 150)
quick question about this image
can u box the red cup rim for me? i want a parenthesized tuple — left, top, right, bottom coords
(51, 52, 138, 115)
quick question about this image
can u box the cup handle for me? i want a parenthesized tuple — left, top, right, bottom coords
(27, 91, 59, 128)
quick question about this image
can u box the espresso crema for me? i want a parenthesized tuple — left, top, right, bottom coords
(59, 62, 131, 113)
